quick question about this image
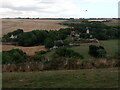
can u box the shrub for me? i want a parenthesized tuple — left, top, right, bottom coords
(97, 49, 107, 58)
(2, 49, 28, 64)
(53, 47, 84, 59)
(65, 58, 78, 69)
(89, 45, 107, 58)
(49, 58, 65, 69)
(35, 51, 47, 55)
(44, 38, 54, 48)
(30, 54, 46, 62)
(88, 45, 99, 57)
(49, 57, 81, 70)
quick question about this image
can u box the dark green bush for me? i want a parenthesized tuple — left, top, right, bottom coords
(50, 58, 65, 69)
(30, 54, 46, 62)
(53, 47, 84, 59)
(35, 50, 47, 55)
(44, 38, 54, 48)
(89, 45, 107, 58)
(17, 30, 48, 46)
(2, 49, 28, 64)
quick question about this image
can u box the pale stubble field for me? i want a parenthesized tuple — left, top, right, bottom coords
(2, 19, 68, 36)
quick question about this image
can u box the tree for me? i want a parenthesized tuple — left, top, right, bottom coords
(32, 30, 48, 44)
(2, 49, 28, 64)
(18, 32, 37, 46)
(89, 45, 99, 57)
(53, 47, 84, 59)
(44, 38, 54, 48)
(89, 45, 107, 58)
(97, 49, 107, 58)
(30, 54, 46, 62)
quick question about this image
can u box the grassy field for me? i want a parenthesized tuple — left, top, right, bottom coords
(3, 68, 118, 88)
(100, 39, 118, 56)
(104, 20, 118, 26)
(71, 39, 118, 58)
(45, 39, 118, 59)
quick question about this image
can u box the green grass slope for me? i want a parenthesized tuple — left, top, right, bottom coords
(3, 68, 118, 88)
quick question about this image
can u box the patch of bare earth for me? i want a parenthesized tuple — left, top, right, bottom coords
(2, 45, 46, 55)
(2, 19, 68, 36)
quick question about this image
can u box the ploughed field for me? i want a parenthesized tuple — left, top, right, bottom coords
(2, 19, 68, 36)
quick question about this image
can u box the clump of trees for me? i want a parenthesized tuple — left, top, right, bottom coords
(30, 54, 46, 62)
(2, 49, 28, 64)
(61, 21, 119, 40)
(88, 45, 107, 58)
(53, 47, 84, 59)
(44, 28, 72, 48)
(2, 29, 23, 42)
(18, 30, 48, 46)
(44, 38, 54, 48)
(2, 28, 73, 47)
(2, 49, 49, 65)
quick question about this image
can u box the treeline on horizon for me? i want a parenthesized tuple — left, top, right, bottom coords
(2, 17, 118, 20)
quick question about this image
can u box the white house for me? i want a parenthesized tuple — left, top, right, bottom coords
(86, 29, 89, 34)
(10, 35, 17, 39)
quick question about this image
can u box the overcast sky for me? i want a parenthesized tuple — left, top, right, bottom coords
(0, 0, 119, 18)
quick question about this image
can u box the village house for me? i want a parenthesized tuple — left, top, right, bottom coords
(50, 40, 64, 50)
(70, 31, 76, 36)
(69, 27, 99, 46)
(50, 45, 58, 50)
(10, 35, 17, 39)
(86, 28, 89, 34)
